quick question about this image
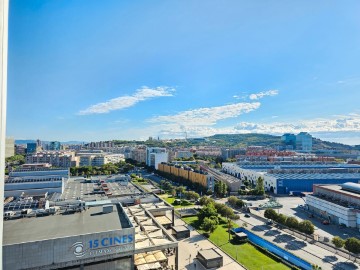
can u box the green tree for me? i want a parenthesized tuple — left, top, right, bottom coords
(298, 220, 315, 235)
(344, 237, 360, 254)
(227, 196, 238, 206)
(199, 196, 214, 206)
(235, 199, 245, 208)
(255, 177, 265, 195)
(286, 216, 299, 229)
(332, 236, 345, 249)
(227, 218, 233, 241)
(198, 203, 218, 224)
(201, 217, 218, 236)
(275, 213, 287, 224)
(264, 209, 278, 220)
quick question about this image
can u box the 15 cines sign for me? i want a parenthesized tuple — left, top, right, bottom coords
(71, 234, 134, 258)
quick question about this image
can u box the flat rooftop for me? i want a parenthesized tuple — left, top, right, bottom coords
(198, 248, 222, 260)
(60, 178, 142, 201)
(3, 205, 130, 245)
(267, 173, 360, 180)
(315, 184, 360, 199)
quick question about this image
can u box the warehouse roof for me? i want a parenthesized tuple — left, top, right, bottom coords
(267, 173, 360, 180)
(3, 204, 130, 245)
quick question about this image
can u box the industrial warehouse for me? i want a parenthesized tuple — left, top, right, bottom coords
(222, 162, 360, 194)
(306, 182, 360, 230)
(3, 167, 179, 270)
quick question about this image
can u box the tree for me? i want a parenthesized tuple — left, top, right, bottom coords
(214, 203, 233, 218)
(227, 218, 233, 241)
(198, 203, 218, 224)
(275, 213, 287, 224)
(255, 177, 265, 195)
(264, 209, 278, 220)
(201, 217, 218, 236)
(344, 237, 360, 254)
(235, 199, 245, 208)
(332, 236, 345, 249)
(199, 196, 214, 206)
(228, 196, 238, 206)
(298, 220, 315, 235)
(286, 216, 299, 229)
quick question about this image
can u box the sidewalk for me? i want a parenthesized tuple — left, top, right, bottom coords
(236, 213, 359, 270)
(173, 218, 246, 270)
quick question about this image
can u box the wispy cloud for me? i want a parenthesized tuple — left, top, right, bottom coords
(149, 102, 261, 127)
(78, 86, 175, 115)
(249, 89, 279, 100)
(234, 113, 360, 134)
(152, 113, 360, 142)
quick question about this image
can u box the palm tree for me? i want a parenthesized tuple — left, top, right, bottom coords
(227, 218, 233, 241)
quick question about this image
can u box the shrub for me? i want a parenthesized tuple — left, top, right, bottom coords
(344, 237, 360, 254)
(332, 236, 345, 249)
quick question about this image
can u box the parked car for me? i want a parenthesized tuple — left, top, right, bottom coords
(266, 219, 273, 225)
(244, 213, 251, 218)
(322, 220, 330, 225)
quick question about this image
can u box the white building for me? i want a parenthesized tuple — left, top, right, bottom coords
(5, 137, 14, 158)
(306, 183, 360, 230)
(146, 147, 168, 169)
(26, 151, 79, 168)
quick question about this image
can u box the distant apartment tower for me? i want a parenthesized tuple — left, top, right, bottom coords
(146, 147, 168, 169)
(15, 144, 26, 155)
(26, 142, 39, 154)
(131, 146, 147, 163)
(296, 132, 313, 152)
(5, 137, 14, 158)
(221, 148, 245, 160)
(281, 133, 297, 150)
(49, 141, 61, 151)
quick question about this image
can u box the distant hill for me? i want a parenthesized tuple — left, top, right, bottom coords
(206, 133, 355, 151)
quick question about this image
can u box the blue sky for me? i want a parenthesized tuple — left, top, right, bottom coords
(7, 0, 360, 144)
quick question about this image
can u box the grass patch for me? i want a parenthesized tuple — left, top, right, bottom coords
(159, 195, 195, 209)
(182, 216, 291, 270)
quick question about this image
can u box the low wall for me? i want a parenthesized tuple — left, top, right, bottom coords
(233, 227, 312, 270)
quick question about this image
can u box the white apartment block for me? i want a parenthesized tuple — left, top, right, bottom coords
(146, 147, 168, 169)
(26, 151, 79, 168)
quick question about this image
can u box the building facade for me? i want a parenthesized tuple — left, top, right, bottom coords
(5, 137, 14, 158)
(306, 183, 360, 230)
(146, 147, 168, 169)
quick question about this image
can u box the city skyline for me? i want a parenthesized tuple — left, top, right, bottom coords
(7, 1, 360, 144)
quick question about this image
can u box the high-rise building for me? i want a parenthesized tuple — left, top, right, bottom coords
(5, 137, 14, 158)
(296, 132, 313, 152)
(281, 133, 297, 150)
(26, 142, 38, 154)
(49, 141, 61, 151)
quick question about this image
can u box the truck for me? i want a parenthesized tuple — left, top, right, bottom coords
(289, 191, 305, 197)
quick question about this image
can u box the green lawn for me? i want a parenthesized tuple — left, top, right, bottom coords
(159, 195, 195, 209)
(182, 216, 291, 270)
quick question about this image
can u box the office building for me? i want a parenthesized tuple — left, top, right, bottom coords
(26, 142, 38, 154)
(281, 133, 296, 150)
(296, 132, 313, 152)
(49, 141, 61, 151)
(146, 147, 168, 169)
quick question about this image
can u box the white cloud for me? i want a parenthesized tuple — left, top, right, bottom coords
(78, 86, 175, 115)
(234, 114, 360, 134)
(150, 113, 360, 144)
(149, 102, 261, 127)
(249, 89, 279, 100)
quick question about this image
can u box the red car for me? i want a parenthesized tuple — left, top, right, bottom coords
(322, 220, 330, 225)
